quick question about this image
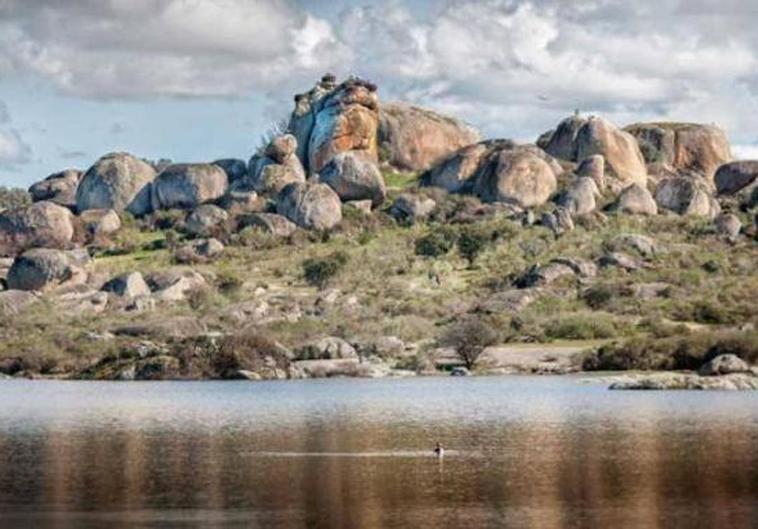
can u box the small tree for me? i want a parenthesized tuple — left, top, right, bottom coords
(302, 251, 349, 290)
(441, 317, 499, 370)
(457, 226, 488, 268)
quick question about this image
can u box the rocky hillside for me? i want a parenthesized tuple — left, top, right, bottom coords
(0, 74, 756, 382)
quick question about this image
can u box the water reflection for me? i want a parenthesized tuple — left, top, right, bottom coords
(0, 377, 756, 528)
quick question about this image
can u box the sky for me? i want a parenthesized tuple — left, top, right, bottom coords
(1, 0, 758, 188)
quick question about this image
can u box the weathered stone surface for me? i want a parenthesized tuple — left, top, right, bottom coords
(390, 194, 436, 223)
(276, 182, 342, 231)
(79, 209, 121, 236)
(6, 248, 88, 291)
(148, 271, 208, 302)
(151, 163, 228, 210)
(185, 204, 228, 237)
(378, 102, 480, 172)
(319, 150, 386, 206)
(297, 337, 357, 360)
(247, 135, 307, 196)
(714, 213, 741, 239)
(28, 169, 82, 208)
(76, 152, 156, 216)
(608, 234, 658, 258)
(0, 201, 74, 256)
(243, 213, 297, 237)
(477, 289, 540, 314)
(609, 372, 758, 390)
(424, 140, 560, 207)
(0, 290, 38, 316)
(598, 252, 641, 271)
(289, 76, 380, 174)
(714, 160, 758, 195)
(540, 207, 574, 235)
(699, 354, 751, 376)
(555, 177, 598, 215)
(102, 272, 151, 299)
(625, 122, 731, 181)
(576, 155, 605, 190)
(544, 116, 646, 188)
(655, 177, 720, 218)
(344, 200, 373, 214)
(212, 158, 248, 183)
(515, 261, 575, 288)
(173, 238, 224, 264)
(612, 183, 658, 215)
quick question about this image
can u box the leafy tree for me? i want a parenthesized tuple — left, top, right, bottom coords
(441, 317, 499, 370)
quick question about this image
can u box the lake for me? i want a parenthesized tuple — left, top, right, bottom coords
(0, 376, 756, 528)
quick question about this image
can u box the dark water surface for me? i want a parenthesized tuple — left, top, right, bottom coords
(0, 376, 756, 528)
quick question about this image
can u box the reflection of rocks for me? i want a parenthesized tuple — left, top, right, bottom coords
(609, 372, 758, 390)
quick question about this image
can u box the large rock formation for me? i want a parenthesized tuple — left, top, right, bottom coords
(542, 115, 647, 188)
(28, 169, 82, 208)
(0, 201, 74, 256)
(289, 75, 379, 174)
(318, 150, 386, 206)
(245, 134, 306, 195)
(625, 122, 731, 181)
(655, 177, 720, 218)
(714, 160, 758, 195)
(76, 152, 156, 216)
(423, 140, 561, 207)
(151, 163, 228, 210)
(377, 102, 480, 172)
(610, 184, 658, 215)
(6, 248, 89, 291)
(276, 182, 342, 231)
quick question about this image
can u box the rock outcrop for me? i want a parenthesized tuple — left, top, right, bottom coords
(423, 140, 560, 207)
(714, 160, 758, 195)
(319, 150, 386, 206)
(79, 209, 121, 236)
(185, 204, 229, 237)
(390, 194, 436, 224)
(242, 213, 297, 237)
(6, 248, 89, 291)
(212, 159, 248, 184)
(76, 152, 156, 216)
(698, 354, 751, 376)
(276, 182, 342, 231)
(0, 201, 74, 256)
(28, 169, 82, 208)
(245, 134, 306, 195)
(289, 75, 379, 173)
(555, 177, 599, 215)
(625, 122, 731, 181)
(377, 102, 480, 172)
(102, 271, 151, 299)
(655, 177, 720, 218)
(611, 183, 658, 215)
(151, 163, 228, 210)
(542, 115, 647, 188)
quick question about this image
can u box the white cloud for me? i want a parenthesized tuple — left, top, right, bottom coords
(0, 129, 32, 168)
(733, 144, 758, 161)
(1, 0, 757, 144)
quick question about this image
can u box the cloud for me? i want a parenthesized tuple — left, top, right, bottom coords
(0, 129, 32, 169)
(1, 0, 757, 144)
(110, 122, 127, 135)
(59, 149, 87, 160)
(0, 101, 8, 124)
(733, 144, 758, 161)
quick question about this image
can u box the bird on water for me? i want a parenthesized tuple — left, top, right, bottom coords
(434, 442, 444, 458)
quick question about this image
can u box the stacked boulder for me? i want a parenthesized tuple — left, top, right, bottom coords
(244, 134, 306, 195)
(28, 169, 82, 208)
(76, 152, 156, 216)
(540, 115, 647, 190)
(151, 163, 228, 210)
(422, 139, 561, 208)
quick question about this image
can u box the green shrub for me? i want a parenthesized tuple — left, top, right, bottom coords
(582, 286, 615, 310)
(415, 225, 458, 257)
(544, 314, 619, 340)
(457, 226, 488, 268)
(302, 251, 349, 289)
(0, 187, 30, 211)
(216, 271, 244, 296)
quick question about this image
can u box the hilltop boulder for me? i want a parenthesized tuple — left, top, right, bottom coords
(213, 159, 248, 183)
(714, 160, 758, 195)
(377, 102, 480, 172)
(276, 182, 342, 231)
(246, 134, 306, 195)
(76, 152, 156, 216)
(0, 201, 74, 256)
(319, 150, 386, 206)
(542, 116, 646, 188)
(611, 184, 658, 215)
(289, 75, 379, 173)
(28, 169, 82, 208)
(424, 140, 560, 207)
(151, 163, 228, 210)
(625, 122, 731, 181)
(655, 177, 720, 218)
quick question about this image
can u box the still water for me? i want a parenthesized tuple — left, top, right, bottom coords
(0, 376, 756, 528)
